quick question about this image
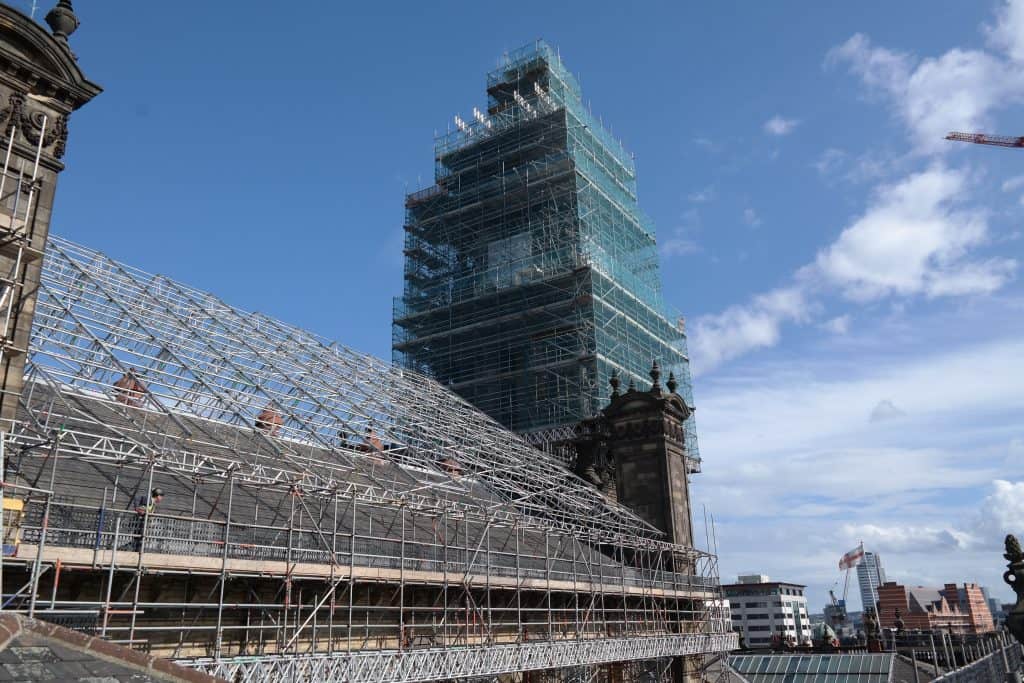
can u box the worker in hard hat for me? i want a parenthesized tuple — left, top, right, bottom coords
(135, 488, 164, 516)
(129, 488, 165, 552)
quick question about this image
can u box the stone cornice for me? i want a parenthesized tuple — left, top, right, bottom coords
(0, 5, 101, 110)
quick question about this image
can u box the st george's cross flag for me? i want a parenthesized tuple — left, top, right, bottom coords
(839, 544, 864, 570)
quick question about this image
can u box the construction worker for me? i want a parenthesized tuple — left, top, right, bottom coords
(130, 488, 164, 552)
(135, 488, 164, 516)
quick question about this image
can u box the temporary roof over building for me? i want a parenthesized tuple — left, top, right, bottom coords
(19, 235, 672, 549)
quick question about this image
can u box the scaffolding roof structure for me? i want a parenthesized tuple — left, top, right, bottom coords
(26, 235, 671, 550)
(0, 234, 737, 680)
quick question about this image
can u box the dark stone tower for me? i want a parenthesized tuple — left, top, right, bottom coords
(574, 362, 695, 548)
(0, 1, 101, 426)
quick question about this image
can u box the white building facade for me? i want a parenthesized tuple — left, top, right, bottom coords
(857, 552, 886, 614)
(723, 575, 812, 648)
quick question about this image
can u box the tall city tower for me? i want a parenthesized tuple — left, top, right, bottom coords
(858, 551, 887, 613)
(394, 41, 699, 469)
(0, 1, 101, 425)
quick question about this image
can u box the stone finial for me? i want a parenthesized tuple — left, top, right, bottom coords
(609, 370, 620, 399)
(627, 378, 635, 392)
(1005, 534, 1024, 645)
(649, 360, 661, 391)
(45, 1, 79, 43)
(666, 372, 678, 394)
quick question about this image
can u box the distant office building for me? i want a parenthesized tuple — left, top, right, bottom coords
(990, 600, 1005, 626)
(723, 575, 812, 648)
(877, 582, 994, 634)
(823, 600, 847, 629)
(980, 587, 1002, 627)
(856, 552, 886, 613)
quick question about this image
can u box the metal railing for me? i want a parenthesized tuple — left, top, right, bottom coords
(934, 632, 1023, 682)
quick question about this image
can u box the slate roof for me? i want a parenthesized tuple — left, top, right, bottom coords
(907, 588, 944, 613)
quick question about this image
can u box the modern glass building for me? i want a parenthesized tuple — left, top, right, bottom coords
(393, 41, 699, 469)
(857, 552, 887, 613)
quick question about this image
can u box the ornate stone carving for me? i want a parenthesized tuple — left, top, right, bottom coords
(52, 114, 69, 158)
(20, 107, 63, 150)
(1004, 534, 1024, 644)
(0, 91, 69, 158)
(0, 92, 25, 133)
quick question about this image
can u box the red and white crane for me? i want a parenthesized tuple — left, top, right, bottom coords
(945, 131, 1024, 148)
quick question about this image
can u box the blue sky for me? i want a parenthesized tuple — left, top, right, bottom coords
(35, 1, 1024, 613)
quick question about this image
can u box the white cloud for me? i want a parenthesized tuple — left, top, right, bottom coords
(816, 166, 1015, 301)
(842, 523, 971, 553)
(661, 210, 702, 258)
(821, 314, 851, 335)
(987, 0, 1024, 63)
(814, 148, 847, 175)
(841, 479, 1024, 554)
(693, 1, 1023, 375)
(1002, 175, 1024, 206)
(661, 234, 699, 257)
(687, 186, 715, 203)
(764, 116, 800, 136)
(690, 286, 810, 373)
(1002, 175, 1024, 193)
(691, 166, 1016, 372)
(742, 208, 761, 227)
(696, 335, 1024, 477)
(828, 31, 1024, 154)
(925, 258, 1018, 296)
(1007, 438, 1024, 469)
(815, 148, 896, 184)
(869, 399, 905, 422)
(693, 333, 1024, 608)
(975, 480, 1024, 541)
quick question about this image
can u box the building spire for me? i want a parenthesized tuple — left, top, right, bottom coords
(649, 359, 661, 392)
(45, 0, 79, 45)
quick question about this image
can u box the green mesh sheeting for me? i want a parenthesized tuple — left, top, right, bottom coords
(393, 40, 700, 468)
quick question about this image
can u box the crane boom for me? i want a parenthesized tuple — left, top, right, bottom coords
(946, 131, 1024, 148)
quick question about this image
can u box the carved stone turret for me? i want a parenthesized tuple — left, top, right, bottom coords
(572, 362, 695, 549)
(604, 362, 693, 548)
(0, 3, 101, 427)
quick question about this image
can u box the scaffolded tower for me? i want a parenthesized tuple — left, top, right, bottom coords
(0, 236, 735, 682)
(394, 41, 699, 469)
